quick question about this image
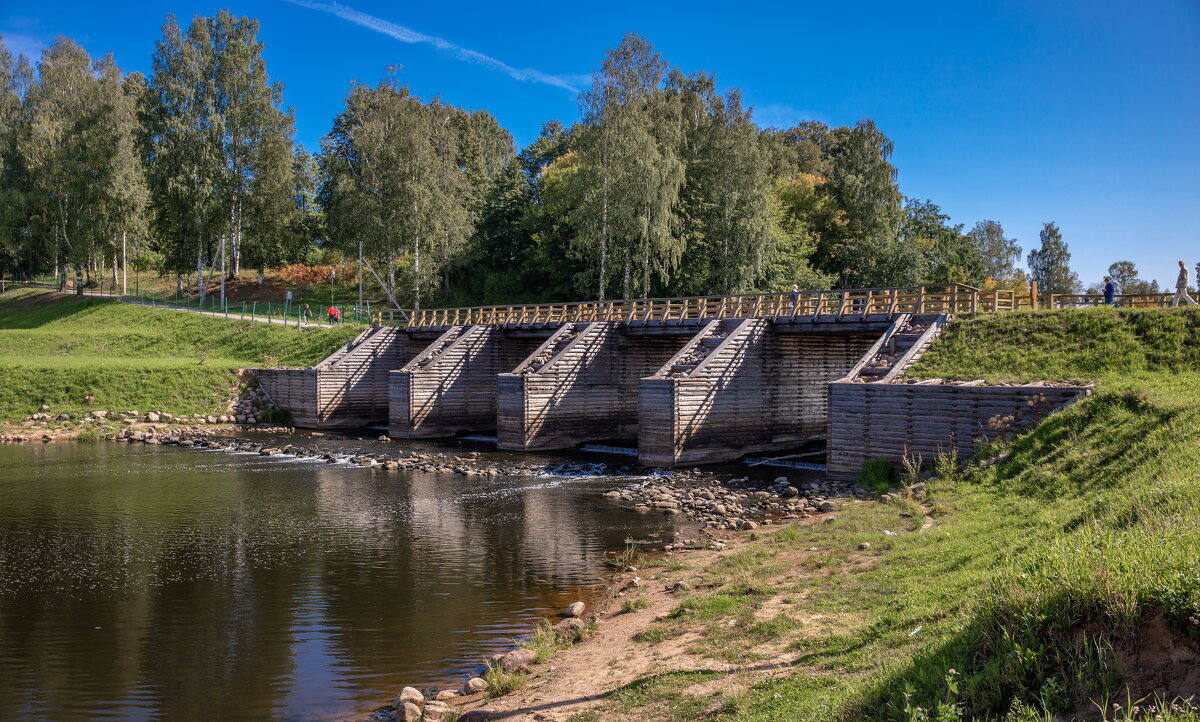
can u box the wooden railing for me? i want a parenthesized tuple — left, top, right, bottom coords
(388, 284, 1018, 328)
(1020, 293, 1175, 309)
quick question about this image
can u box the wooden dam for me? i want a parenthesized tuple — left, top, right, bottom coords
(254, 285, 1091, 478)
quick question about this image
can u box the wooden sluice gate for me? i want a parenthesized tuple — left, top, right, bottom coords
(496, 322, 692, 451)
(637, 319, 883, 467)
(252, 284, 1087, 472)
(254, 327, 423, 428)
(387, 325, 549, 438)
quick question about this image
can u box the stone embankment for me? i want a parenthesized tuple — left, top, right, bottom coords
(370, 602, 594, 722)
(1, 385, 278, 442)
(601, 473, 870, 540)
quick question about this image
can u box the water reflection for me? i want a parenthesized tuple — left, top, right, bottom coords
(0, 442, 677, 720)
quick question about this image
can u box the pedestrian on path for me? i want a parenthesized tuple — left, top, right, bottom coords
(1103, 277, 1115, 306)
(1173, 260, 1197, 307)
(301, 304, 313, 325)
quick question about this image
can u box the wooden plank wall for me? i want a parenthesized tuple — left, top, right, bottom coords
(497, 324, 689, 450)
(314, 328, 422, 427)
(253, 369, 318, 426)
(826, 382, 1091, 480)
(254, 328, 421, 428)
(639, 323, 877, 466)
(390, 326, 543, 438)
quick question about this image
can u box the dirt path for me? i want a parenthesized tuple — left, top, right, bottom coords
(452, 511, 860, 722)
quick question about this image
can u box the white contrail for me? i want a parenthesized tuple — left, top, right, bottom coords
(282, 0, 581, 93)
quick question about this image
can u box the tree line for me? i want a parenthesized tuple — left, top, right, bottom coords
(0, 17, 1165, 307)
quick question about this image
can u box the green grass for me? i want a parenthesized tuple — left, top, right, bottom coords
(602, 309, 1200, 721)
(622, 596, 651, 613)
(481, 660, 527, 697)
(910, 307, 1200, 383)
(0, 288, 359, 421)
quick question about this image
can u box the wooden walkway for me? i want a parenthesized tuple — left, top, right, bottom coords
(378, 284, 1182, 331)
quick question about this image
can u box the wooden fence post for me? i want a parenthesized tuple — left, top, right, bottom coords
(1030, 281, 1039, 310)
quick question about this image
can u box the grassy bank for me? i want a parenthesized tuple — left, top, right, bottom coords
(554, 308, 1200, 722)
(0, 288, 360, 422)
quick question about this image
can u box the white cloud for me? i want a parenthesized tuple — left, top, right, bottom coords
(282, 0, 582, 93)
(0, 31, 48, 62)
(751, 102, 821, 130)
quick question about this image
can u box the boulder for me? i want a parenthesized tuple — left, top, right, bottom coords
(393, 686, 424, 709)
(434, 690, 458, 702)
(496, 648, 536, 672)
(459, 711, 491, 722)
(397, 702, 422, 722)
(421, 701, 451, 721)
(552, 617, 586, 642)
(564, 601, 585, 618)
(818, 501, 836, 512)
(91, 410, 108, 419)
(461, 677, 488, 695)
(739, 520, 758, 531)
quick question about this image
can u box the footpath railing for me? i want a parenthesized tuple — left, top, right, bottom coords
(392, 285, 1017, 328)
(1021, 293, 1175, 309)
(14, 281, 368, 329)
(7, 278, 1183, 330)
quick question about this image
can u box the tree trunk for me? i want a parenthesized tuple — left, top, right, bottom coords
(75, 266, 83, 296)
(176, 273, 182, 297)
(258, 269, 264, 286)
(599, 153, 609, 301)
(219, 232, 227, 306)
(121, 231, 127, 296)
(229, 196, 241, 279)
(196, 237, 205, 303)
(413, 234, 421, 311)
(358, 237, 364, 313)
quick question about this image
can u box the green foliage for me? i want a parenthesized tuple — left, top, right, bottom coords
(621, 596, 651, 613)
(1027, 221, 1080, 294)
(481, 660, 527, 697)
(519, 619, 569, 663)
(970, 220, 1023, 284)
(859, 457, 899, 493)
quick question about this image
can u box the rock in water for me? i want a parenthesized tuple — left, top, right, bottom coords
(564, 601, 585, 618)
(394, 686, 424, 709)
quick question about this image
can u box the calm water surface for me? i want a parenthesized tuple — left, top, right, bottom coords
(0, 440, 678, 720)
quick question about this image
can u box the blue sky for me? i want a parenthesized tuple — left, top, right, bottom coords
(3, 0, 1198, 288)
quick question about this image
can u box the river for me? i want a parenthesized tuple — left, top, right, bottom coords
(0, 438, 681, 720)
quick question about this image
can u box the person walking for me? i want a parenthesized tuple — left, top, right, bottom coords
(789, 284, 800, 315)
(301, 304, 313, 325)
(1173, 260, 1197, 307)
(1102, 277, 1115, 306)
